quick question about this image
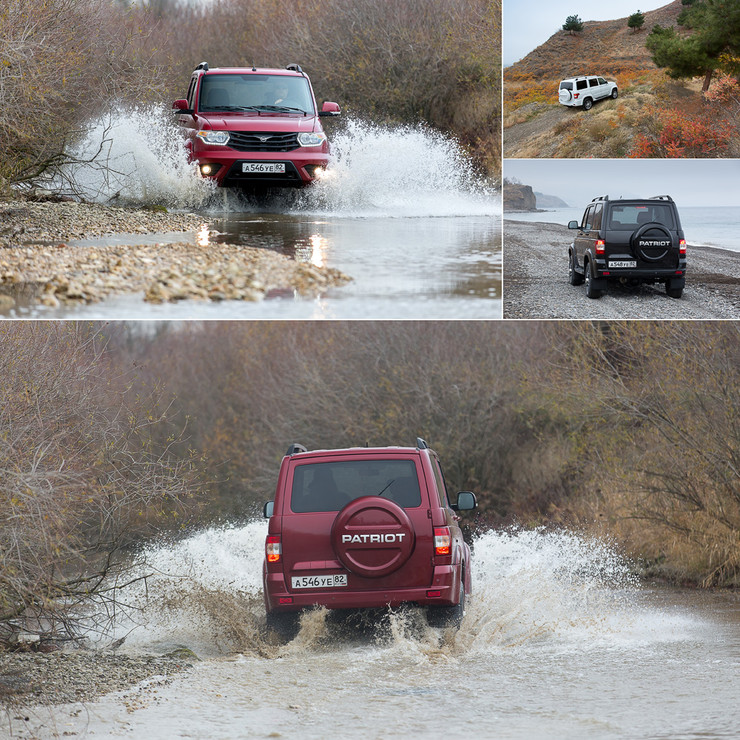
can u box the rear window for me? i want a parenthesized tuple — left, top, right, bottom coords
(607, 204, 676, 230)
(560, 81, 573, 90)
(290, 460, 422, 513)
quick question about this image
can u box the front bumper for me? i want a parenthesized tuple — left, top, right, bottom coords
(193, 144, 329, 187)
(264, 565, 459, 614)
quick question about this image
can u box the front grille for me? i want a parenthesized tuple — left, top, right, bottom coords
(228, 131, 300, 152)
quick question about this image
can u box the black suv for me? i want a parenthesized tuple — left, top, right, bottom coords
(568, 195, 687, 299)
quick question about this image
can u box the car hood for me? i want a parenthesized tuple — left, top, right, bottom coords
(197, 113, 319, 133)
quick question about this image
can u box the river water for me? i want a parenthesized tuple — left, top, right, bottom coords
(8, 524, 739, 739)
(16, 113, 501, 320)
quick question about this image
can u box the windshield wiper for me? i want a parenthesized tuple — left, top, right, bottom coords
(375, 480, 395, 498)
(251, 105, 308, 114)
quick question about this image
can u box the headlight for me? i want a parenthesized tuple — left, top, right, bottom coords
(297, 132, 327, 147)
(196, 130, 230, 146)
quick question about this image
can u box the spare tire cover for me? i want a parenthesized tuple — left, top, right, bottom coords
(630, 222, 674, 262)
(331, 496, 415, 578)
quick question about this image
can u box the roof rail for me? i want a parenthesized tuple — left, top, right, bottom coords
(591, 195, 609, 202)
(286, 443, 307, 456)
(416, 437, 429, 450)
(286, 63, 303, 73)
(195, 61, 209, 72)
(649, 195, 673, 201)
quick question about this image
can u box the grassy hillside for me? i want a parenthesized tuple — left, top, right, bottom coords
(503, 0, 740, 158)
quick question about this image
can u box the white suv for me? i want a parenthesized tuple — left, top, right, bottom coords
(559, 76, 618, 110)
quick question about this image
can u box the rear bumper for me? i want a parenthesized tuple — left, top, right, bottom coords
(264, 565, 459, 614)
(594, 258, 686, 281)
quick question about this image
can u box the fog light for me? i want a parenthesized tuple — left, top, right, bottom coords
(199, 163, 221, 177)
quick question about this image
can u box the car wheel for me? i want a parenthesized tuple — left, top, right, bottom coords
(427, 579, 465, 629)
(666, 282, 683, 299)
(584, 261, 602, 299)
(583, 97, 593, 111)
(611, 88, 619, 99)
(266, 611, 301, 641)
(569, 251, 584, 285)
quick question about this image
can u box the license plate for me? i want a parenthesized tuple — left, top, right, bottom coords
(609, 260, 637, 268)
(291, 574, 347, 589)
(242, 162, 285, 173)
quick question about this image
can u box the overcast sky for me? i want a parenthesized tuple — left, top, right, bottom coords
(504, 0, 671, 66)
(503, 159, 740, 209)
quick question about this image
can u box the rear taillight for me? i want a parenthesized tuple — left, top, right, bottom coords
(574, 93, 580, 99)
(434, 527, 451, 556)
(679, 239, 686, 255)
(595, 239, 605, 255)
(266, 535, 281, 563)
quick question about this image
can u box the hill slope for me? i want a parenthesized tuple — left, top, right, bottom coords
(505, 1, 685, 80)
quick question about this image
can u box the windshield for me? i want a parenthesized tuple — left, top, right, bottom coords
(607, 203, 676, 230)
(198, 73, 314, 114)
(290, 460, 422, 513)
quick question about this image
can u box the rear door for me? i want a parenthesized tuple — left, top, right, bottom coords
(606, 202, 680, 269)
(280, 453, 435, 592)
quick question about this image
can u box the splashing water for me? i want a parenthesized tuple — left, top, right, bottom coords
(56, 106, 215, 208)
(57, 109, 497, 218)
(102, 523, 695, 659)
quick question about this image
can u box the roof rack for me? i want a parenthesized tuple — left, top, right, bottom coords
(649, 195, 674, 201)
(286, 63, 303, 73)
(286, 443, 307, 456)
(591, 195, 609, 202)
(416, 437, 429, 450)
(194, 61, 209, 72)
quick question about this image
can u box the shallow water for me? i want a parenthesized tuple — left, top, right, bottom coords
(7, 525, 739, 739)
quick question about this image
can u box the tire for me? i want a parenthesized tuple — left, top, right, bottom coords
(569, 251, 584, 285)
(427, 579, 465, 629)
(583, 97, 593, 111)
(266, 611, 301, 641)
(611, 88, 619, 99)
(666, 282, 684, 299)
(584, 261, 603, 299)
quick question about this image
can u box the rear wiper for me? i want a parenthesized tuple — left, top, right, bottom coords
(375, 480, 395, 497)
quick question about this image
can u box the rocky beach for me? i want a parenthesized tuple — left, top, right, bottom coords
(0, 199, 350, 312)
(504, 219, 740, 319)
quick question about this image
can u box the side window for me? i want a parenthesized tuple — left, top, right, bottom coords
(430, 458, 451, 508)
(576, 80, 588, 91)
(186, 76, 197, 109)
(592, 203, 603, 230)
(597, 77, 607, 85)
(582, 204, 595, 231)
(589, 78, 599, 87)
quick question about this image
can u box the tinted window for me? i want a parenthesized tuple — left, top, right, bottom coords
(589, 78, 599, 87)
(199, 73, 314, 113)
(560, 81, 573, 90)
(592, 202, 603, 230)
(607, 204, 676, 230)
(576, 80, 588, 90)
(290, 460, 422, 513)
(582, 204, 595, 230)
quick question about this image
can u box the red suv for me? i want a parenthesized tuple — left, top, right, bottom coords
(263, 439, 478, 638)
(173, 63, 340, 187)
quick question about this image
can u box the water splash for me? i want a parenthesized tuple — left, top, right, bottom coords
(102, 523, 696, 659)
(57, 109, 497, 217)
(56, 105, 215, 208)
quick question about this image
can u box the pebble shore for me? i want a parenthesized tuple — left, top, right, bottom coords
(0, 199, 350, 309)
(0, 650, 193, 707)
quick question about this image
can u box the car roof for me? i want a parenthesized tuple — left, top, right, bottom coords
(199, 67, 304, 77)
(287, 446, 426, 459)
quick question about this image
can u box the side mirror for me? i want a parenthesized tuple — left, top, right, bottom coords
(452, 491, 477, 511)
(319, 101, 341, 118)
(173, 99, 194, 114)
(263, 501, 274, 518)
(568, 220, 580, 230)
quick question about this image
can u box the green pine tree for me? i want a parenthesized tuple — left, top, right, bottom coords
(628, 11, 646, 33)
(562, 15, 584, 35)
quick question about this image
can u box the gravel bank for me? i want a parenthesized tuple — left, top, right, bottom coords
(0, 650, 193, 708)
(0, 199, 350, 309)
(503, 219, 740, 319)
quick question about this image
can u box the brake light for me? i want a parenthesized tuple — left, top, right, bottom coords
(434, 527, 451, 556)
(266, 535, 281, 563)
(679, 239, 686, 255)
(595, 239, 605, 255)
(574, 93, 580, 99)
